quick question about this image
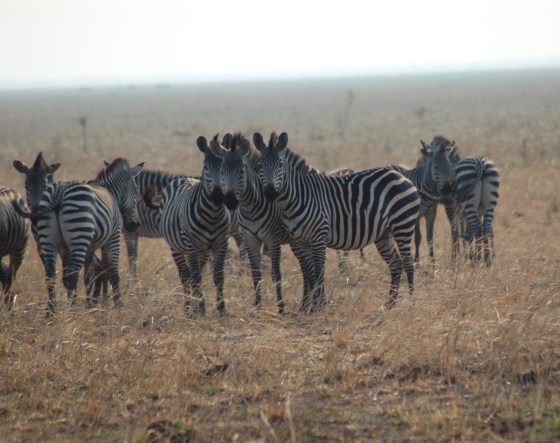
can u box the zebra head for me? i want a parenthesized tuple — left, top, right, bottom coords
(253, 131, 288, 202)
(13, 152, 61, 210)
(101, 159, 145, 232)
(420, 136, 456, 195)
(197, 135, 226, 206)
(216, 133, 251, 211)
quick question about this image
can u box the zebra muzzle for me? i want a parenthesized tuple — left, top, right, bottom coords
(263, 184, 279, 201)
(224, 192, 239, 210)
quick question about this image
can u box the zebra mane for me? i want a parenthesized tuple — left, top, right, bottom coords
(97, 158, 131, 181)
(430, 135, 455, 153)
(283, 148, 321, 175)
(229, 132, 246, 153)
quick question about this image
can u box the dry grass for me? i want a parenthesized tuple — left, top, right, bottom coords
(1, 69, 560, 442)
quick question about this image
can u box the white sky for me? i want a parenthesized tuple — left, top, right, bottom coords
(1, 0, 559, 88)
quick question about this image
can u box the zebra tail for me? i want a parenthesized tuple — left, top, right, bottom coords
(11, 198, 36, 219)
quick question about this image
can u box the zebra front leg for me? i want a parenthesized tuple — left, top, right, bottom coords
(244, 236, 264, 309)
(268, 241, 285, 314)
(425, 205, 437, 264)
(123, 228, 139, 277)
(1, 262, 13, 307)
(212, 243, 228, 315)
(44, 256, 58, 315)
(414, 217, 422, 263)
(171, 249, 191, 294)
(395, 234, 415, 297)
(290, 242, 316, 313)
(186, 251, 205, 316)
(310, 241, 327, 312)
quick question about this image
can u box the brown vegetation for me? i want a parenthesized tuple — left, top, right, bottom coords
(1, 69, 559, 441)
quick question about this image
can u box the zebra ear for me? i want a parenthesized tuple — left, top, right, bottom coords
(209, 139, 228, 158)
(420, 140, 432, 157)
(197, 136, 208, 153)
(128, 162, 145, 178)
(277, 132, 288, 152)
(238, 138, 251, 158)
(104, 160, 111, 168)
(222, 133, 233, 150)
(13, 160, 30, 174)
(253, 133, 266, 152)
(47, 163, 61, 175)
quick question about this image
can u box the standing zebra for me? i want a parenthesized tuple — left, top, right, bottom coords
(13, 158, 144, 314)
(123, 169, 198, 275)
(157, 135, 233, 316)
(0, 187, 30, 308)
(255, 131, 421, 312)
(389, 136, 457, 263)
(442, 156, 500, 265)
(215, 132, 318, 313)
(13, 152, 108, 301)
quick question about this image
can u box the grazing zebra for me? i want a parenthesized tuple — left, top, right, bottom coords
(215, 132, 317, 313)
(0, 187, 30, 308)
(13, 158, 144, 314)
(13, 152, 108, 301)
(254, 131, 421, 312)
(157, 135, 233, 316)
(389, 136, 457, 263)
(123, 169, 200, 275)
(442, 156, 500, 265)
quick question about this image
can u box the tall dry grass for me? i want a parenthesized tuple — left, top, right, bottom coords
(1, 70, 560, 441)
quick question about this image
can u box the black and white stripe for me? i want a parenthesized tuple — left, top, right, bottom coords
(255, 132, 421, 312)
(13, 152, 108, 301)
(443, 156, 500, 264)
(390, 136, 457, 263)
(158, 136, 233, 316)
(123, 169, 199, 275)
(216, 133, 317, 313)
(0, 187, 30, 308)
(14, 158, 144, 314)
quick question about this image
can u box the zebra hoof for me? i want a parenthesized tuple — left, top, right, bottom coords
(277, 302, 285, 315)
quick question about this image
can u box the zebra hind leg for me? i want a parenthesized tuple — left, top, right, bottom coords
(375, 234, 403, 309)
(1, 263, 13, 307)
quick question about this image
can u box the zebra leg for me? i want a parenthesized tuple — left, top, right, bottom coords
(102, 235, 122, 306)
(44, 254, 58, 315)
(414, 217, 422, 263)
(445, 203, 461, 263)
(84, 253, 96, 306)
(171, 249, 191, 294)
(394, 233, 415, 296)
(336, 250, 350, 272)
(186, 251, 205, 316)
(290, 242, 316, 313)
(359, 248, 366, 262)
(425, 205, 437, 263)
(1, 262, 12, 306)
(243, 236, 263, 309)
(269, 241, 285, 314)
(212, 243, 228, 315)
(3, 249, 25, 309)
(123, 228, 139, 276)
(375, 233, 402, 309)
(310, 241, 327, 313)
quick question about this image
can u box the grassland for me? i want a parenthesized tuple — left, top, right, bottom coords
(1, 69, 559, 442)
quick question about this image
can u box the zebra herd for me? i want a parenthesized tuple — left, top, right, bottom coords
(0, 133, 499, 316)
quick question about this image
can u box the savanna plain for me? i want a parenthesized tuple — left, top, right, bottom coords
(1, 69, 559, 442)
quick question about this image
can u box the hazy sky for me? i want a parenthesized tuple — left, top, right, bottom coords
(1, 0, 559, 88)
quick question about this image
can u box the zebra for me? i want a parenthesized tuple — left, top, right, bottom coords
(13, 152, 108, 301)
(123, 169, 200, 275)
(441, 156, 500, 265)
(156, 135, 233, 316)
(254, 131, 421, 312)
(13, 158, 144, 314)
(0, 187, 30, 308)
(389, 136, 457, 263)
(214, 132, 319, 313)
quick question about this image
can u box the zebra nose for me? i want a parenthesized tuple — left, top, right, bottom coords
(263, 184, 279, 201)
(224, 192, 239, 210)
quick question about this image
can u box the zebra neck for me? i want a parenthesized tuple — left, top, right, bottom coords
(407, 167, 438, 198)
(239, 169, 264, 214)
